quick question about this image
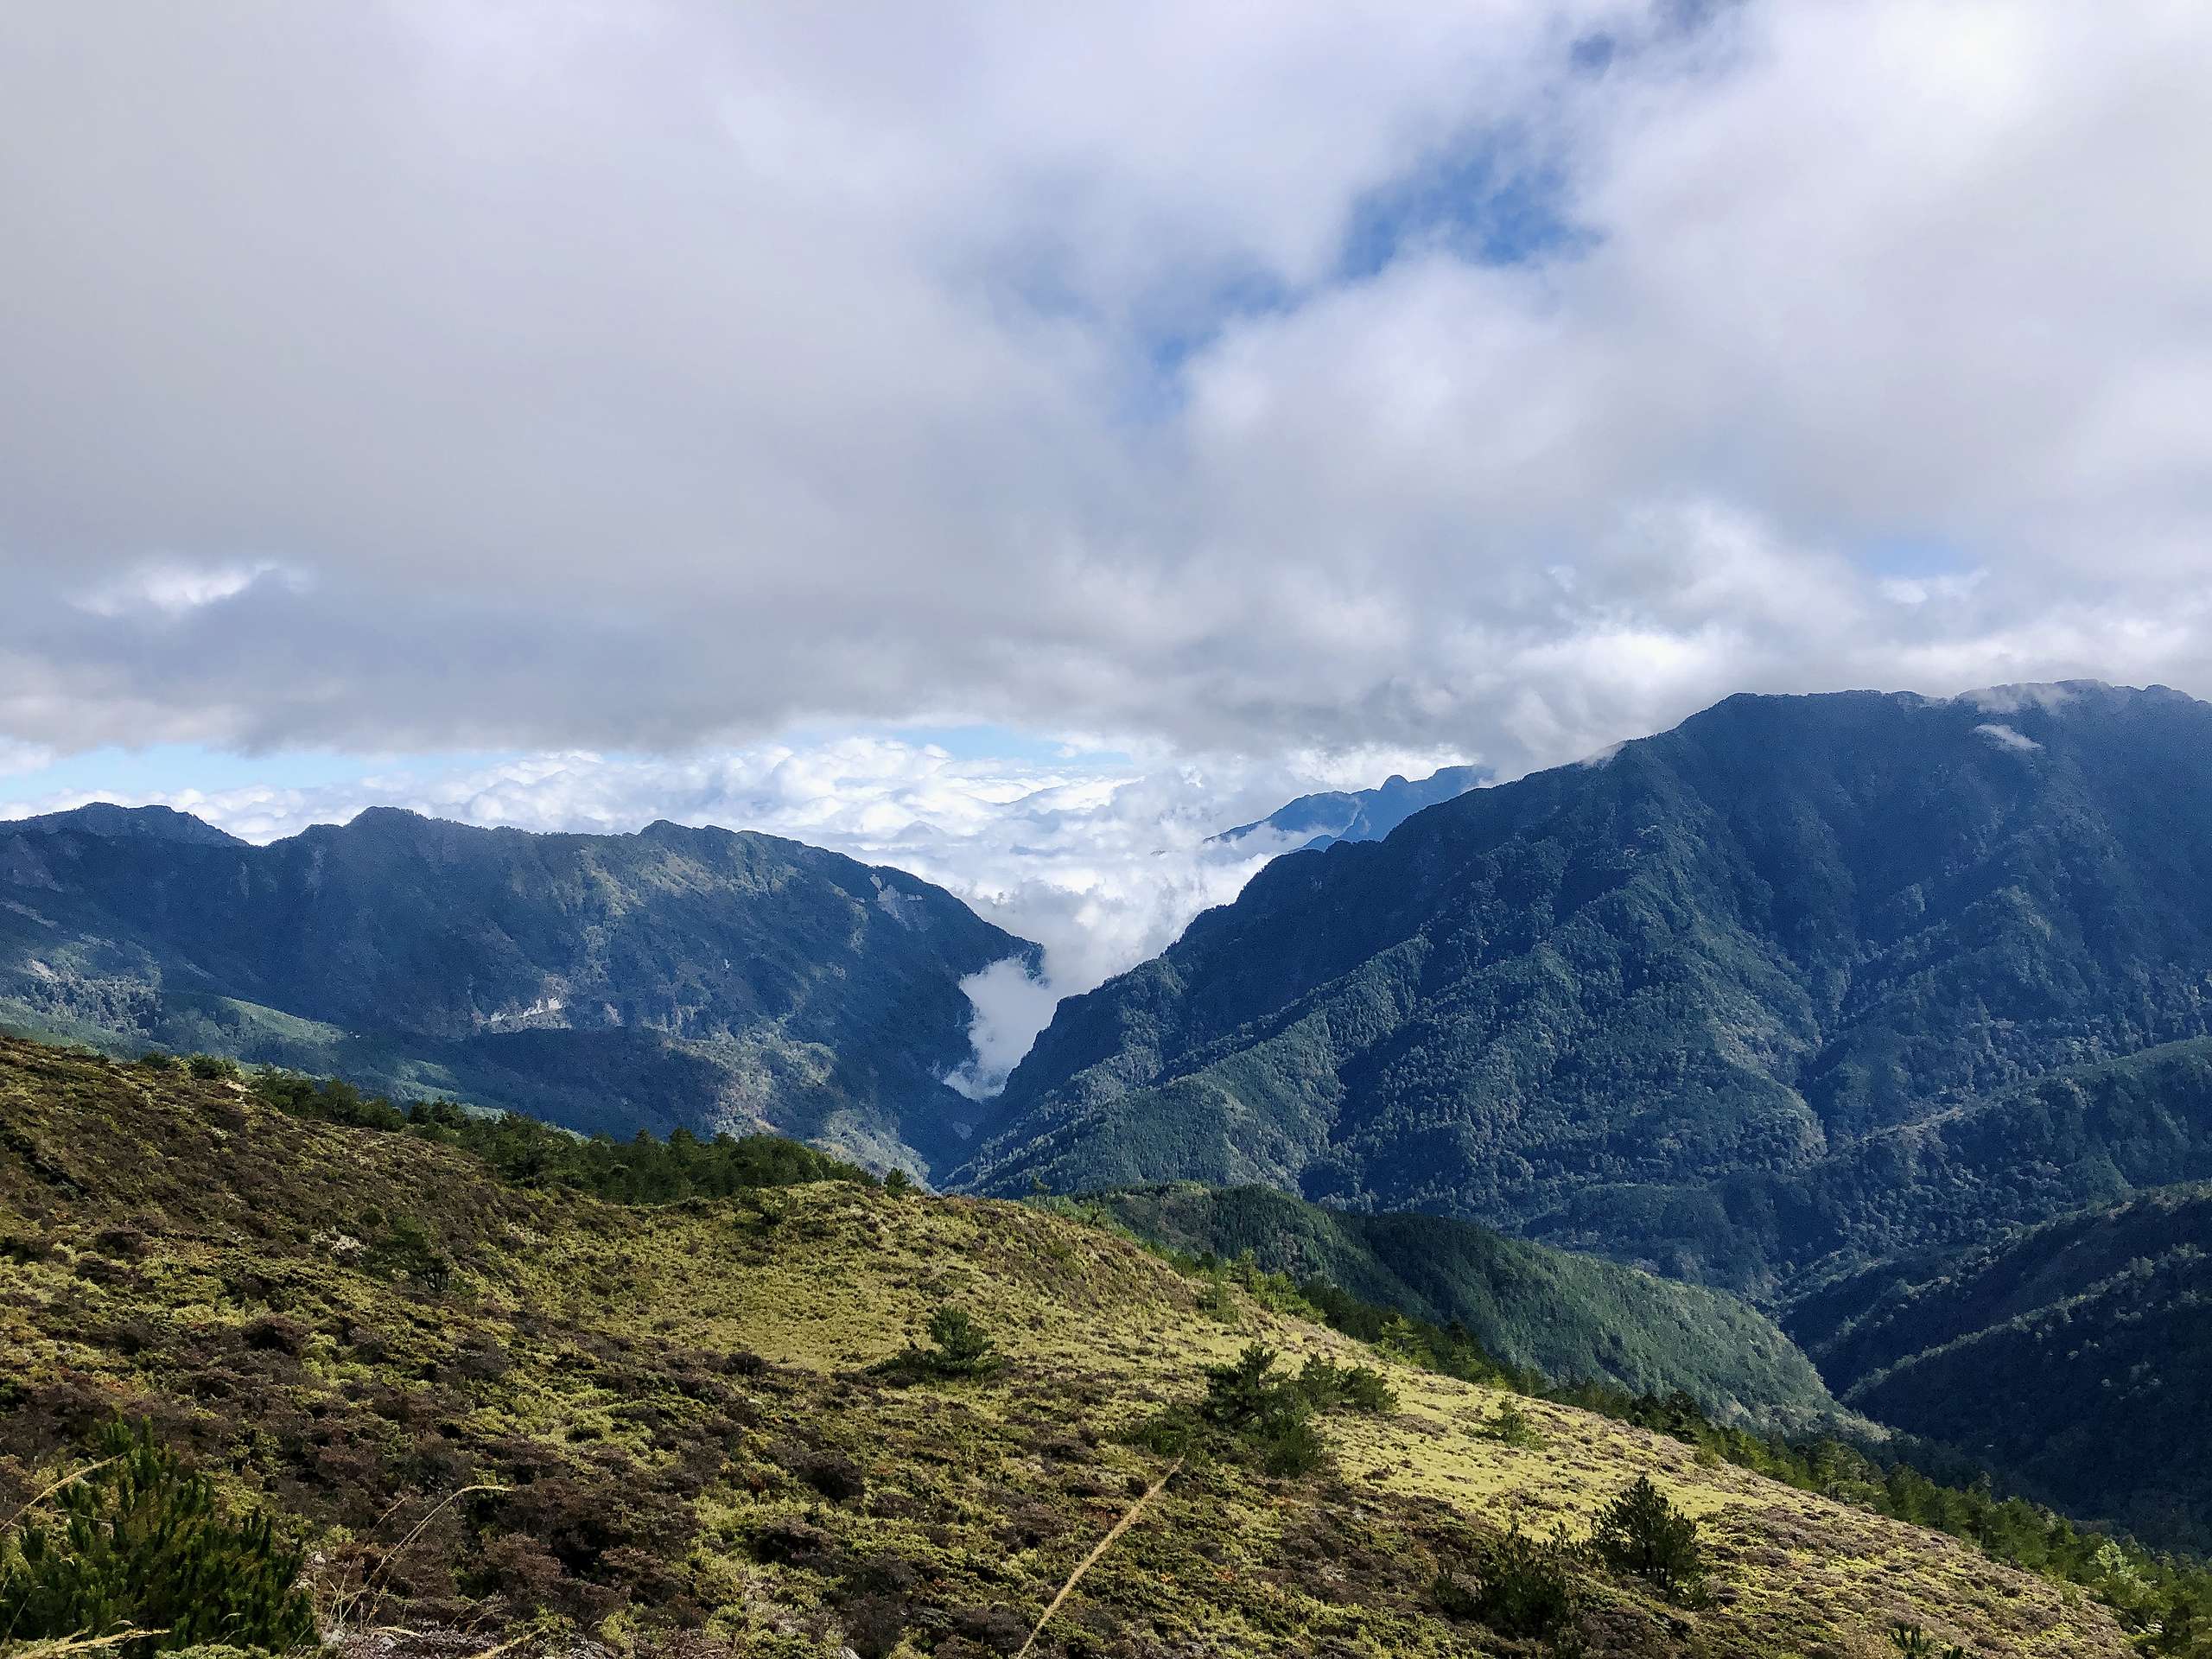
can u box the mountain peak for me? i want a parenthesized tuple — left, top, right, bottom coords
(1212, 761, 1489, 854)
(1, 801, 244, 847)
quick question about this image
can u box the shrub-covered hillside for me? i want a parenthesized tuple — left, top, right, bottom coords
(0, 1036, 2144, 1657)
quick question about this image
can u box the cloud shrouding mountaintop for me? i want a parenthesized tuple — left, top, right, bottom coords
(3, 1, 2209, 785)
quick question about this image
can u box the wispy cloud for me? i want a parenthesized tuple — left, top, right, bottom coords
(942, 957, 1063, 1100)
(75, 559, 299, 619)
(1973, 721, 2044, 753)
(0, 740, 54, 779)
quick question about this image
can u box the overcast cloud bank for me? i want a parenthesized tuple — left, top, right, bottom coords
(3, 2, 2208, 780)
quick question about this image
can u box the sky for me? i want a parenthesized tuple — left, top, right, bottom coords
(5, 2, 2211, 1041)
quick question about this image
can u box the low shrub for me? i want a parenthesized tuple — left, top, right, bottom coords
(871, 1304, 1001, 1382)
(1195, 1275, 1239, 1325)
(785, 1446, 867, 1503)
(1435, 1527, 1580, 1638)
(1484, 1398, 1543, 1448)
(1120, 1410, 1200, 1460)
(2, 1230, 55, 1264)
(1258, 1414, 1327, 1478)
(842, 1592, 909, 1659)
(0, 1421, 315, 1657)
(1888, 1625, 1971, 1659)
(1293, 1356, 1395, 1415)
(1202, 1344, 1285, 1429)
(366, 1217, 452, 1294)
(924, 1305, 996, 1376)
(1185, 1342, 1402, 1478)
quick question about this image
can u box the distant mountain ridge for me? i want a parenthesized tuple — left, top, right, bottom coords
(0, 804, 1036, 1174)
(959, 683, 2212, 1302)
(1212, 762, 1487, 852)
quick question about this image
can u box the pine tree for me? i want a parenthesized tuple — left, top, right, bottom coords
(1591, 1475, 1707, 1604)
(0, 1422, 315, 1657)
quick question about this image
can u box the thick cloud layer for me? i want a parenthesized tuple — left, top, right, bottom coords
(4, 2, 2208, 781)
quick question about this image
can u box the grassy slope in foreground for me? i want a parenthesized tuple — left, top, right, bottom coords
(0, 1038, 2129, 1658)
(1089, 1183, 1837, 1425)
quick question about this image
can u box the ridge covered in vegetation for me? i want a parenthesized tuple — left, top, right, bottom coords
(1789, 1181, 2212, 1553)
(0, 1035, 2163, 1656)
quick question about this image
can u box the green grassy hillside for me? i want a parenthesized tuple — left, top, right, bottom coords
(0, 1036, 2149, 1657)
(1089, 1184, 1837, 1424)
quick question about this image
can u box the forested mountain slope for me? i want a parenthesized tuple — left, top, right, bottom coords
(961, 683, 2212, 1297)
(1090, 1183, 1837, 1423)
(0, 806, 1034, 1174)
(0, 1035, 2145, 1657)
(1785, 1182, 2212, 1553)
(1637, 1036, 2212, 1296)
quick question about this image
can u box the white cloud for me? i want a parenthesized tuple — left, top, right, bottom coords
(1880, 571, 1987, 607)
(0, 740, 54, 779)
(1961, 683, 2089, 716)
(942, 957, 1063, 1100)
(76, 560, 296, 619)
(1972, 721, 2043, 753)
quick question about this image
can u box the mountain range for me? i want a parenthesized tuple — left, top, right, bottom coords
(14, 682, 2212, 1558)
(1787, 1179, 2212, 1552)
(0, 804, 1034, 1174)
